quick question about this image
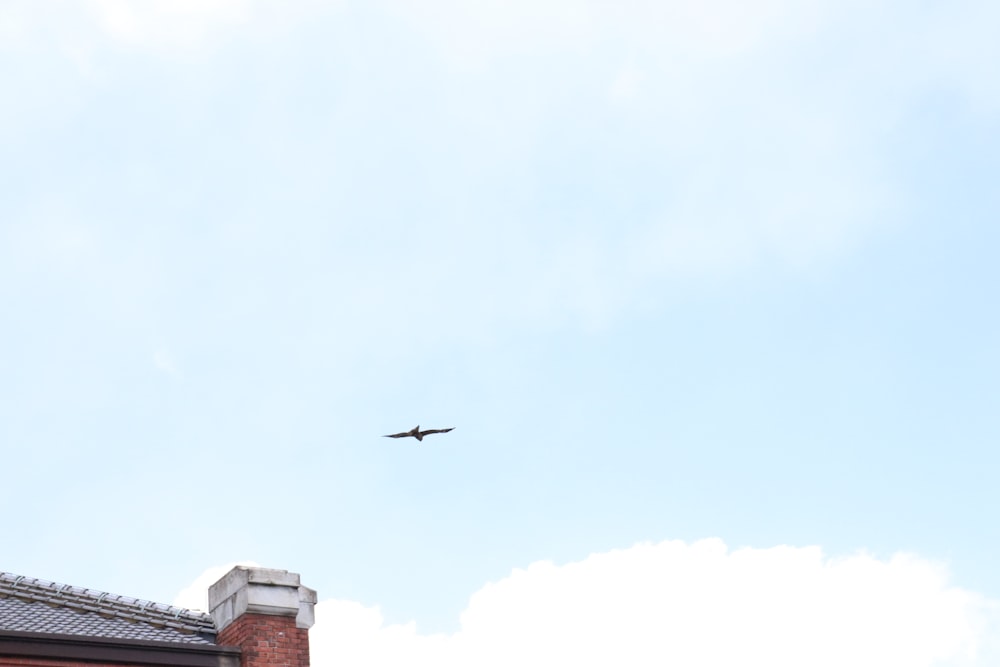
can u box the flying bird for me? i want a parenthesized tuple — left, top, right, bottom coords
(383, 425, 455, 442)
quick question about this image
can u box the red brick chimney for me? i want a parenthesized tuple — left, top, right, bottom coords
(208, 567, 317, 667)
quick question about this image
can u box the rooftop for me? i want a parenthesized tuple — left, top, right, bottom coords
(0, 572, 216, 645)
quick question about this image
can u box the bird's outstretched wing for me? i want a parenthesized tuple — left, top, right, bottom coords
(419, 427, 455, 437)
(383, 431, 412, 438)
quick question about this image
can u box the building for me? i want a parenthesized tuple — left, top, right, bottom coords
(0, 566, 316, 667)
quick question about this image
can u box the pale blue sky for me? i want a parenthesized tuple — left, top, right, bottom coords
(2, 0, 999, 657)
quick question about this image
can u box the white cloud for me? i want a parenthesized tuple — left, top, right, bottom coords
(87, 0, 251, 50)
(312, 600, 451, 667)
(0, 1, 335, 59)
(180, 541, 998, 667)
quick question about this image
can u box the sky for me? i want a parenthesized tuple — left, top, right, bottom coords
(2, 1, 1000, 665)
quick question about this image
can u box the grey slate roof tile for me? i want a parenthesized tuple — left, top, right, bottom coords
(0, 572, 217, 645)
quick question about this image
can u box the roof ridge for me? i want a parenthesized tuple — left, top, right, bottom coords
(0, 572, 215, 635)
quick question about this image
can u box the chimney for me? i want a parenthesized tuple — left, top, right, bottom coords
(209, 567, 317, 667)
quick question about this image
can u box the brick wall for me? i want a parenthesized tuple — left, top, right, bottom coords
(217, 614, 309, 667)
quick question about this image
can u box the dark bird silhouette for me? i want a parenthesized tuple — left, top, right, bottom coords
(383, 425, 455, 442)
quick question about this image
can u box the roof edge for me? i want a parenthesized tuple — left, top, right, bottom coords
(0, 630, 240, 667)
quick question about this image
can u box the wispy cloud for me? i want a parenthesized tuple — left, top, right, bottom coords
(152, 349, 180, 378)
(4, 0, 999, 347)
